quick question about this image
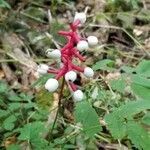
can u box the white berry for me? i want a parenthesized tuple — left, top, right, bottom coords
(65, 71, 77, 82)
(84, 67, 94, 78)
(46, 49, 61, 59)
(73, 90, 84, 101)
(87, 36, 98, 46)
(77, 40, 89, 51)
(74, 12, 86, 24)
(45, 78, 59, 92)
(37, 64, 49, 74)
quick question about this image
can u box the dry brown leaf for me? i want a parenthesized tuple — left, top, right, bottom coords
(0, 70, 5, 79)
(133, 29, 143, 36)
(3, 136, 17, 148)
(1, 33, 38, 89)
(1, 63, 18, 84)
(106, 72, 121, 81)
(2, 33, 37, 69)
(144, 38, 150, 52)
(64, 108, 74, 122)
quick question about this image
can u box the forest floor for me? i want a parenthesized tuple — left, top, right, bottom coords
(0, 0, 150, 150)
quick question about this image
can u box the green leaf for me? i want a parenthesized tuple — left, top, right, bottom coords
(137, 9, 150, 21)
(74, 101, 102, 137)
(0, 109, 9, 118)
(110, 77, 126, 93)
(105, 111, 127, 139)
(8, 103, 20, 111)
(92, 59, 115, 71)
(18, 121, 48, 149)
(23, 102, 36, 109)
(8, 102, 35, 111)
(8, 92, 22, 101)
(30, 138, 48, 150)
(131, 74, 150, 99)
(135, 60, 150, 77)
(0, 95, 4, 103)
(22, 6, 46, 23)
(120, 65, 135, 73)
(7, 144, 21, 150)
(142, 113, 150, 125)
(132, 75, 150, 88)
(0, 81, 8, 93)
(127, 121, 150, 150)
(113, 100, 150, 118)
(105, 100, 150, 139)
(19, 93, 33, 102)
(18, 121, 47, 141)
(130, 0, 139, 9)
(131, 83, 150, 99)
(117, 13, 134, 28)
(0, 0, 11, 9)
(28, 109, 49, 121)
(63, 144, 77, 149)
(3, 115, 17, 130)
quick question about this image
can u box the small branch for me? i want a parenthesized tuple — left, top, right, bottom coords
(48, 9, 52, 25)
(89, 24, 150, 57)
(0, 58, 52, 63)
(99, 74, 115, 97)
(45, 32, 61, 49)
(20, 12, 46, 24)
(84, 6, 89, 14)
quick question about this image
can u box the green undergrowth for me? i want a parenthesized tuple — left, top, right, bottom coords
(0, 0, 150, 149)
(0, 59, 150, 149)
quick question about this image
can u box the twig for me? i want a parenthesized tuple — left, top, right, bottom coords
(48, 9, 52, 25)
(89, 24, 150, 57)
(101, 12, 150, 20)
(142, 0, 147, 10)
(0, 58, 53, 63)
(98, 74, 115, 97)
(20, 12, 46, 24)
(60, 120, 111, 143)
(45, 32, 61, 49)
(84, 6, 89, 14)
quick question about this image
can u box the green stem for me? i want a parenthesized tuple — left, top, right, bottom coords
(49, 77, 65, 138)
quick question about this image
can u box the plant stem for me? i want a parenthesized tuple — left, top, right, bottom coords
(49, 77, 65, 138)
(0, 58, 53, 63)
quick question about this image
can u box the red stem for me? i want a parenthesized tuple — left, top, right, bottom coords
(69, 82, 77, 91)
(47, 69, 59, 74)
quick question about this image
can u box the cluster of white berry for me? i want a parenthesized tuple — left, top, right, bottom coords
(37, 12, 98, 102)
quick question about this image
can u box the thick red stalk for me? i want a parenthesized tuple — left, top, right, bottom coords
(47, 19, 85, 91)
